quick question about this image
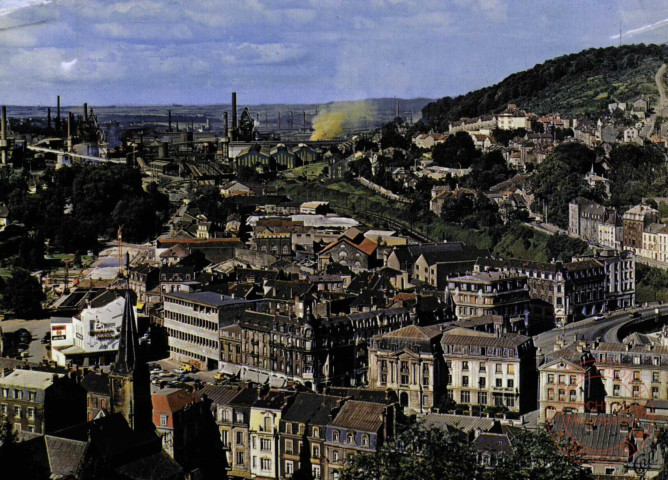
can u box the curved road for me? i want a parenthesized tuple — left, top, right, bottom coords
(533, 304, 668, 353)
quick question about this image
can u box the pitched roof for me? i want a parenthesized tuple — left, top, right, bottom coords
(381, 324, 441, 341)
(282, 393, 341, 426)
(200, 385, 247, 406)
(329, 400, 385, 432)
(152, 389, 200, 414)
(44, 436, 87, 477)
(441, 332, 531, 349)
(423, 413, 498, 435)
(81, 373, 110, 396)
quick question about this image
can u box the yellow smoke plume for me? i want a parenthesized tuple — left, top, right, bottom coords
(310, 101, 376, 140)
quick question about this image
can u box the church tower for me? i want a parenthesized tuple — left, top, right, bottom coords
(109, 260, 152, 431)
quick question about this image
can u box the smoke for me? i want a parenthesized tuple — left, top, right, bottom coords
(611, 17, 668, 39)
(310, 101, 376, 140)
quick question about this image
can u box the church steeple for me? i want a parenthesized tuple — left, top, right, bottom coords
(109, 253, 151, 432)
(112, 286, 139, 375)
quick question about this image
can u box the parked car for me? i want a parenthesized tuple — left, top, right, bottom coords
(630, 311, 642, 319)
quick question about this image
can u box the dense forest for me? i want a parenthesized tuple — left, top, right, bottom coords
(421, 44, 665, 130)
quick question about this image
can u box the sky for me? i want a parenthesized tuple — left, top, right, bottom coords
(0, 0, 667, 106)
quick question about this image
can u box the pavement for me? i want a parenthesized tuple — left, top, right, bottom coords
(533, 304, 668, 354)
(0, 318, 52, 363)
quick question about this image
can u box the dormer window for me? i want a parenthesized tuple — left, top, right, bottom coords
(333, 430, 340, 442)
(347, 433, 355, 444)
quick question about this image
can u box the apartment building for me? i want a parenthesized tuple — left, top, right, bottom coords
(442, 328, 536, 413)
(446, 271, 531, 321)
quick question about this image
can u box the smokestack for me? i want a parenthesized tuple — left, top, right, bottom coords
(168, 110, 172, 132)
(232, 92, 237, 130)
(396, 100, 399, 119)
(83, 103, 88, 123)
(224, 112, 228, 137)
(56, 95, 61, 135)
(1, 106, 6, 165)
(47, 108, 52, 130)
(278, 112, 281, 129)
(67, 112, 73, 152)
(303, 111, 306, 129)
(290, 111, 294, 129)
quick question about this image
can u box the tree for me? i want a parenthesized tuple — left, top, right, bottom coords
(546, 234, 588, 262)
(341, 423, 480, 480)
(490, 429, 593, 480)
(466, 150, 512, 191)
(432, 132, 480, 168)
(1, 268, 45, 317)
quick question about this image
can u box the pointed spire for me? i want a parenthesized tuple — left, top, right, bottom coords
(113, 254, 138, 375)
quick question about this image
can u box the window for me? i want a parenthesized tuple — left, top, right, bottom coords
(361, 434, 369, 447)
(653, 372, 660, 383)
(507, 365, 514, 375)
(333, 450, 340, 462)
(28, 392, 36, 402)
(313, 465, 321, 478)
(613, 384, 621, 396)
(261, 458, 271, 471)
(237, 451, 244, 466)
(347, 433, 355, 444)
(558, 375, 565, 385)
(27, 408, 35, 420)
(479, 362, 486, 372)
(160, 415, 168, 426)
(236, 412, 244, 423)
(261, 438, 272, 451)
(1, 388, 8, 398)
(13, 390, 22, 400)
(547, 374, 554, 384)
(478, 392, 488, 405)
(263, 415, 272, 432)
(333, 430, 340, 442)
(447, 374, 452, 385)
(313, 445, 320, 457)
(27, 426, 35, 433)
(653, 387, 660, 399)
(13, 406, 21, 418)
(507, 379, 514, 389)
(236, 431, 244, 445)
(479, 377, 486, 388)
(614, 370, 621, 380)
(495, 379, 502, 388)
(495, 364, 502, 374)
(569, 375, 576, 386)
(463, 361, 469, 371)
(285, 439, 293, 454)
(221, 430, 229, 447)
(252, 456, 257, 469)
(313, 426, 319, 437)
(461, 391, 470, 403)
(286, 460, 294, 475)
(462, 376, 469, 387)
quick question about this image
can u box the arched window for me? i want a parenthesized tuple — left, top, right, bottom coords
(264, 415, 272, 432)
(347, 432, 355, 444)
(361, 434, 369, 447)
(333, 430, 340, 442)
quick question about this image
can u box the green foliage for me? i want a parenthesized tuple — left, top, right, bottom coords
(466, 150, 512, 191)
(189, 186, 232, 227)
(636, 263, 668, 303)
(0, 267, 45, 317)
(2, 165, 171, 253)
(546, 234, 588, 262)
(492, 128, 526, 146)
(432, 132, 480, 168)
(530, 144, 600, 228)
(440, 191, 502, 229)
(607, 143, 668, 209)
(341, 423, 479, 480)
(421, 44, 663, 126)
(490, 429, 593, 480)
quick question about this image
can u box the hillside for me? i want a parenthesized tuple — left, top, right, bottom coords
(422, 44, 666, 128)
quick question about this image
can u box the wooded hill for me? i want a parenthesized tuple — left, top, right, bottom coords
(421, 44, 666, 130)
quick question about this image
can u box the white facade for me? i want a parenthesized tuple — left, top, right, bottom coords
(50, 296, 131, 367)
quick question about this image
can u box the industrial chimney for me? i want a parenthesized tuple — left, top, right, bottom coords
(1, 106, 6, 165)
(168, 110, 172, 132)
(232, 92, 238, 131)
(303, 111, 306, 129)
(278, 112, 281, 129)
(47, 107, 52, 131)
(224, 112, 229, 137)
(83, 103, 88, 123)
(67, 112, 73, 152)
(56, 95, 61, 135)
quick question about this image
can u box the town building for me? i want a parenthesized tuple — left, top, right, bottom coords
(442, 328, 536, 413)
(622, 204, 660, 254)
(163, 291, 263, 371)
(279, 392, 342, 480)
(446, 271, 531, 321)
(367, 324, 445, 413)
(0, 370, 85, 436)
(325, 400, 394, 480)
(249, 390, 293, 480)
